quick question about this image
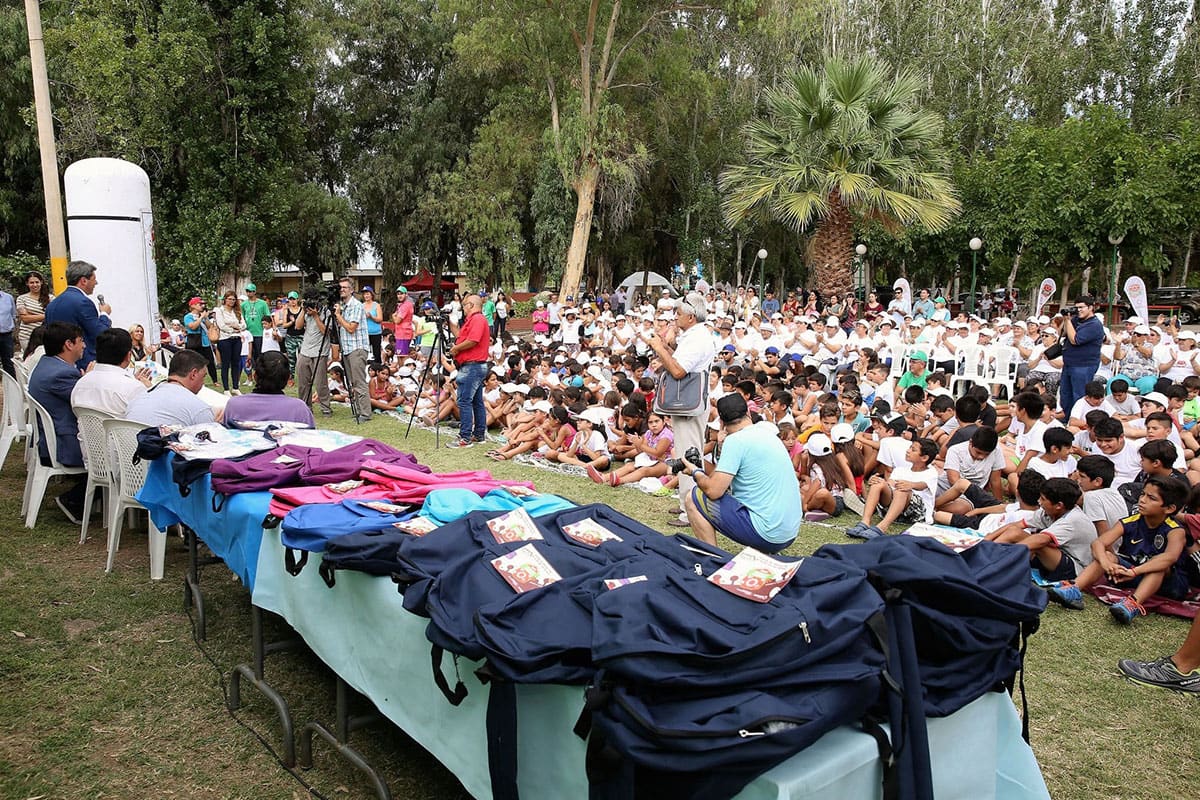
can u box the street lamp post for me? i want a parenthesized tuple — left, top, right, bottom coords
(855, 244, 867, 300)
(757, 248, 768, 303)
(968, 237, 983, 314)
(1108, 232, 1125, 325)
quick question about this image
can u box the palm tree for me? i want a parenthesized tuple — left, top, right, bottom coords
(720, 56, 961, 297)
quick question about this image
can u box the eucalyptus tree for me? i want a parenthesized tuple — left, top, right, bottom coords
(720, 55, 960, 297)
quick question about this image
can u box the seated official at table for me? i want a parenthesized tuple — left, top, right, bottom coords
(681, 392, 803, 554)
(70, 327, 152, 417)
(223, 351, 315, 428)
(27, 321, 87, 520)
(125, 348, 218, 428)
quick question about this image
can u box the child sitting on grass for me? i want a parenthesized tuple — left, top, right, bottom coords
(1026, 426, 1077, 479)
(1046, 476, 1190, 624)
(934, 468, 1044, 534)
(591, 411, 672, 487)
(987, 477, 1096, 582)
(845, 437, 939, 540)
(798, 433, 851, 521)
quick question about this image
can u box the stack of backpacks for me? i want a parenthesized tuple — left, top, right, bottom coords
(298, 503, 1047, 800)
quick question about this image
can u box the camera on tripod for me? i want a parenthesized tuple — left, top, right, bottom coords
(303, 282, 342, 311)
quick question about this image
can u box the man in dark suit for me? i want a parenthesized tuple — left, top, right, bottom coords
(28, 321, 87, 521)
(44, 260, 111, 371)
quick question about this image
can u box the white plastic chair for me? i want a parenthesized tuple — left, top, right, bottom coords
(13, 357, 29, 388)
(0, 369, 29, 468)
(989, 346, 1021, 399)
(22, 395, 88, 529)
(102, 418, 167, 580)
(74, 406, 116, 544)
(950, 344, 989, 397)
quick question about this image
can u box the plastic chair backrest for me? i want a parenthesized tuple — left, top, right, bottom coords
(75, 406, 116, 483)
(1, 369, 27, 434)
(954, 345, 987, 379)
(992, 346, 1020, 380)
(103, 419, 152, 502)
(13, 358, 29, 388)
(27, 395, 66, 467)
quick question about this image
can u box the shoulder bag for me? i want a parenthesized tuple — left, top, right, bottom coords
(654, 370, 708, 416)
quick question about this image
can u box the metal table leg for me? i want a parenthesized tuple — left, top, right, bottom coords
(228, 605, 303, 767)
(182, 526, 224, 641)
(299, 677, 392, 800)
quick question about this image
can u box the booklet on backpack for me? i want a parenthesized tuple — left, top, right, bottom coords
(603, 575, 647, 590)
(708, 549, 802, 603)
(562, 518, 624, 547)
(901, 522, 984, 552)
(487, 508, 544, 544)
(491, 544, 562, 593)
(501, 484, 539, 497)
(393, 516, 438, 536)
(323, 479, 363, 494)
(361, 501, 409, 515)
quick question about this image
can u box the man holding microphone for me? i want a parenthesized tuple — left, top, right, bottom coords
(447, 293, 491, 448)
(639, 291, 715, 527)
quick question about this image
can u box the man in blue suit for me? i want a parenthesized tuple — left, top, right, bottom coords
(44, 260, 111, 371)
(28, 321, 87, 521)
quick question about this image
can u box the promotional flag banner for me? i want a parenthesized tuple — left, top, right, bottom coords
(1124, 276, 1149, 323)
(1034, 278, 1056, 317)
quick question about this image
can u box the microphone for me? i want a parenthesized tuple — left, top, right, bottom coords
(97, 294, 105, 305)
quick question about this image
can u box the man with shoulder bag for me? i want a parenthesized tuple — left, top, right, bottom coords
(639, 291, 716, 527)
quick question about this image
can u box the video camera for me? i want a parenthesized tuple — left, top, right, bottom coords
(666, 446, 703, 475)
(303, 282, 342, 311)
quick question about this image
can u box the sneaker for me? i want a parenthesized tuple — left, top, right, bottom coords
(55, 496, 82, 525)
(1045, 581, 1085, 610)
(805, 510, 831, 522)
(1118, 655, 1200, 693)
(472, 436, 487, 444)
(842, 492, 866, 515)
(844, 521, 869, 536)
(445, 438, 474, 449)
(586, 464, 605, 484)
(1109, 596, 1146, 624)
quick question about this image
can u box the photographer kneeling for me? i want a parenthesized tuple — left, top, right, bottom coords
(678, 393, 803, 554)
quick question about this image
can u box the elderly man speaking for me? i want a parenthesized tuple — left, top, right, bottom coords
(639, 291, 716, 527)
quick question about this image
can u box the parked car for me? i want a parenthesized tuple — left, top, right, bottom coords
(1107, 286, 1200, 324)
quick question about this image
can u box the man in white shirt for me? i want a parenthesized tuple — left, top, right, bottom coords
(125, 348, 218, 427)
(641, 292, 715, 526)
(71, 328, 151, 417)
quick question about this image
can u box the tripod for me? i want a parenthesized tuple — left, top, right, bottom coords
(403, 310, 453, 445)
(295, 303, 339, 422)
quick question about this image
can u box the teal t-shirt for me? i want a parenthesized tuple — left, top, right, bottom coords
(241, 298, 270, 336)
(715, 422, 803, 543)
(482, 299, 496, 325)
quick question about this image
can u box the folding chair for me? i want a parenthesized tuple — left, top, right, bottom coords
(22, 395, 88, 529)
(74, 406, 116, 544)
(0, 369, 29, 469)
(989, 346, 1021, 400)
(102, 418, 167, 580)
(949, 345, 988, 397)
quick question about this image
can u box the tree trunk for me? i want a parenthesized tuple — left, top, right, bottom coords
(220, 241, 257, 293)
(559, 160, 600, 299)
(734, 231, 743, 287)
(1006, 243, 1022, 297)
(808, 198, 854, 297)
(1081, 264, 1092, 296)
(1183, 231, 1194, 285)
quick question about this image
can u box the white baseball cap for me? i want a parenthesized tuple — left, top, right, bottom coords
(806, 433, 833, 457)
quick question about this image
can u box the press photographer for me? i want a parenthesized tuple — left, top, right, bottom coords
(679, 393, 803, 554)
(294, 287, 333, 417)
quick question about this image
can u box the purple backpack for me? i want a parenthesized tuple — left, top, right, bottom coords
(210, 439, 428, 495)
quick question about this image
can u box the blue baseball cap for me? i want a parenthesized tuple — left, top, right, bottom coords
(721, 344, 737, 353)
(765, 346, 780, 355)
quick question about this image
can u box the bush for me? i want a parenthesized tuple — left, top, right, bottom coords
(0, 251, 47, 293)
(512, 299, 536, 319)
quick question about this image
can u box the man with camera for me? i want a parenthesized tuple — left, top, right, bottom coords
(294, 290, 333, 417)
(1058, 295, 1104, 418)
(677, 393, 802, 554)
(333, 278, 372, 423)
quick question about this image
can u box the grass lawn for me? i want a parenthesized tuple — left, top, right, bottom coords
(0, 399, 1197, 799)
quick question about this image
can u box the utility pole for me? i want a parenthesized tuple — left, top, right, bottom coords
(24, 0, 69, 294)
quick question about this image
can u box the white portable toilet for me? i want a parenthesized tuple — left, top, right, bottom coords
(63, 158, 161, 338)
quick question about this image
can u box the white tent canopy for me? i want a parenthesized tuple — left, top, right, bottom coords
(615, 271, 674, 296)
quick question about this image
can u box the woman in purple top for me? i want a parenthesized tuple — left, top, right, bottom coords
(223, 351, 316, 428)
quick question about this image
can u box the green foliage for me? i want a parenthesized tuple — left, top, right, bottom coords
(0, 250, 46, 293)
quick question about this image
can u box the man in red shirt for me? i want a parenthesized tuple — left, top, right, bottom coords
(447, 293, 491, 447)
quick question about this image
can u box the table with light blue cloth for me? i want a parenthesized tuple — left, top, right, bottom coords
(251, 525, 1051, 800)
(138, 456, 273, 589)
